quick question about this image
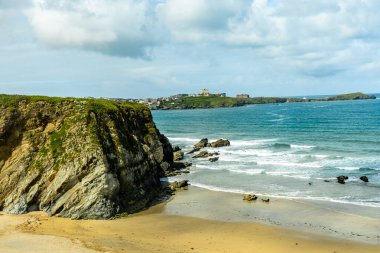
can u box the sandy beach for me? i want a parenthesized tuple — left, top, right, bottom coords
(1, 186, 380, 253)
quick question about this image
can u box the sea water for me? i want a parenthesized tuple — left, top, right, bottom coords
(152, 97, 380, 208)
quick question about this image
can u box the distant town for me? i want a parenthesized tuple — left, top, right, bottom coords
(110, 89, 251, 110)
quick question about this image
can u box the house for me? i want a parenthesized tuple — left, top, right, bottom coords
(199, 89, 210, 96)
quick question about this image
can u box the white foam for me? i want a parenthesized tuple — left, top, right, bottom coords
(228, 168, 265, 175)
(169, 137, 201, 142)
(230, 139, 278, 147)
(190, 183, 380, 208)
(337, 166, 359, 171)
(291, 144, 316, 150)
(256, 161, 322, 168)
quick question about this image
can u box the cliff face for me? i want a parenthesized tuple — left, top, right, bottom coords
(0, 95, 173, 219)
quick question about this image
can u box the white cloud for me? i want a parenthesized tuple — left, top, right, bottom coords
(27, 0, 160, 57)
(157, 0, 245, 42)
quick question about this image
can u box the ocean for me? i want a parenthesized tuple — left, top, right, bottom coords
(152, 96, 380, 209)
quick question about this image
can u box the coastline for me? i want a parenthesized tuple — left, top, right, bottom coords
(1, 186, 380, 253)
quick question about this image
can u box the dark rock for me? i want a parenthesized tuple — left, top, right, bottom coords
(324, 180, 331, 183)
(209, 157, 219, 162)
(261, 198, 270, 203)
(337, 175, 348, 184)
(194, 138, 208, 149)
(360, 176, 369, 183)
(173, 151, 184, 161)
(173, 161, 192, 169)
(187, 147, 201, 154)
(243, 194, 258, 201)
(193, 151, 209, 158)
(173, 146, 182, 152)
(169, 180, 189, 190)
(192, 151, 219, 158)
(209, 139, 230, 148)
(165, 170, 190, 177)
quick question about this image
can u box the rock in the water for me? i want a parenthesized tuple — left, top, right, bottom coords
(243, 194, 258, 201)
(192, 151, 219, 158)
(192, 151, 209, 158)
(360, 176, 369, 183)
(261, 198, 270, 203)
(194, 138, 208, 149)
(173, 161, 192, 169)
(187, 147, 201, 154)
(173, 151, 184, 161)
(209, 157, 219, 162)
(208, 139, 230, 148)
(0, 95, 174, 219)
(173, 146, 182, 152)
(337, 175, 348, 184)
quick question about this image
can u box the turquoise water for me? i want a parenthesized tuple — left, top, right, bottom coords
(153, 98, 380, 208)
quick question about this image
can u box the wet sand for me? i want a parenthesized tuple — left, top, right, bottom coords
(1, 186, 380, 253)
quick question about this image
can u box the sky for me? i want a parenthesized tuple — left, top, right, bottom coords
(1, 0, 380, 98)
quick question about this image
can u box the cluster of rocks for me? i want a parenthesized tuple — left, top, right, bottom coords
(336, 175, 369, 184)
(165, 138, 230, 193)
(243, 194, 270, 203)
(188, 138, 230, 154)
(188, 138, 230, 163)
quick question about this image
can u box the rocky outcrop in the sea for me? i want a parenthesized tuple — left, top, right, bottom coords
(207, 139, 230, 148)
(337, 175, 348, 184)
(192, 151, 219, 158)
(0, 95, 174, 219)
(360, 176, 369, 183)
(209, 157, 219, 162)
(194, 138, 209, 149)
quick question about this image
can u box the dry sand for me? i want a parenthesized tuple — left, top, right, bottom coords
(1, 187, 380, 253)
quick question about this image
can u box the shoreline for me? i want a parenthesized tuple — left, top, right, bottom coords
(163, 186, 380, 244)
(1, 186, 380, 252)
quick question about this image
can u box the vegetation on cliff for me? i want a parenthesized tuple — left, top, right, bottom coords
(158, 92, 376, 110)
(0, 94, 173, 219)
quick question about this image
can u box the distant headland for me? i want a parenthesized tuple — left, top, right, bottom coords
(112, 89, 377, 110)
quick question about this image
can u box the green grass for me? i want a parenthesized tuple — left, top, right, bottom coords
(160, 96, 287, 109)
(0, 94, 147, 114)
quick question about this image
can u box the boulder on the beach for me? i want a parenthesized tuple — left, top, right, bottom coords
(243, 194, 258, 201)
(169, 180, 189, 191)
(173, 146, 182, 152)
(360, 176, 369, 183)
(209, 157, 219, 162)
(194, 138, 209, 149)
(261, 198, 270, 203)
(187, 147, 201, 154)
(208, 139, 231, 148)
(173, 151, 184, 161)
(337, 175, 348, 184)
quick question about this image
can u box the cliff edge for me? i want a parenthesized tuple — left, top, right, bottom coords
(0, 95, 173, 219)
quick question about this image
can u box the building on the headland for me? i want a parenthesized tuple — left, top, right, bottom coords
(216, 93, 227, 97)
(199, 89, 210, 97)
(236, 94, 250, 99)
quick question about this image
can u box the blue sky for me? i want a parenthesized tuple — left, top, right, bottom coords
(1, 0, 380, 98)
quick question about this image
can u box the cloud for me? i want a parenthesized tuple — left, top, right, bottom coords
(157, 0, 245, 42)
(27, 0, 160, 58)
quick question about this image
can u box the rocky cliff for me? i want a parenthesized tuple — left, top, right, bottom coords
(0, 95, 173, 219)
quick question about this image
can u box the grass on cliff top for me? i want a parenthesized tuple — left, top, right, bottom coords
(0, 94, 147, 113)
(161, 96, 287, 109)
